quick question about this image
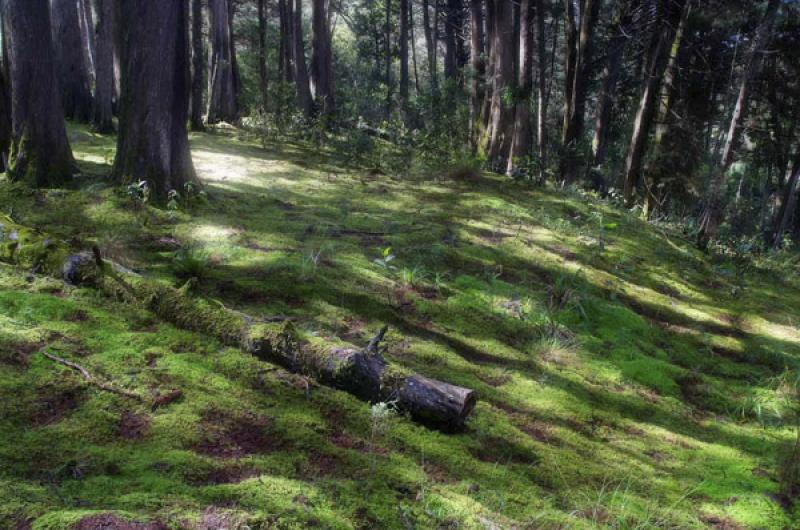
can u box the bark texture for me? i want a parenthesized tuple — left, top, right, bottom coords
(113, 0, 196, 199)
(311, 0, 335, 116)
(190, 0, 205, 130)
(91, 0, 115, 134)
(485, 0, 515, 166)
(293, 0, 314, 117)
(508, 0, 534, 176)
(207, 0, 239, 124)
(3, 0, 75, 187)
(534, 0, 547, 183)
(51, 0, 94, 122)
(422, 0, 438, 93)
(258, 0, 269, 112)
(468, 0, 485, 152)
(399, 0, 410, 107)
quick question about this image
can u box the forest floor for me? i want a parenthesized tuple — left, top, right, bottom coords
(1, 124, 799, 530)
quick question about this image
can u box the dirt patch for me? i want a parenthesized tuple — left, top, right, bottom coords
(194, 409, 282, 458)
(72, 514, 168, 530)
(477, 372, 513, 387)
(194, 507, 245, 530)
(307, 451, 341, 477)
(13, 519, 32, 530)
(186, 464, 259, 486)
(548, 245, 580, 262)
(699, 514, 746, 530)
(470, 436, 538, 465)
(0, 340, 42, 368)
(519, 421, 557, 444)
(31, 383, 84, 426)
(329, 429, 366, 451)
(119, 411, 150, 440)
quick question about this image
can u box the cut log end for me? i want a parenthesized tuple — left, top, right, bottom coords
(399, 375, 477, 431)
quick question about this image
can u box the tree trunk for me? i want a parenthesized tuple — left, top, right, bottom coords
(485, 0, 514, 167)
(278, 0, 289, 83)
(591, 0, 636, 171)
(468, 0, 485, 153)
(400, 0, 410, 108)
(534, 0, 547, 183)
(80, 0, 96, 82)
(410, 3, 421, 95)
(508, 0, 533, 176)
(3, 0, 75, 187)
(444, 0, 461, 81)
(385, 0, 393, 116)
(51, 0, 94, 122)
(698, 0, 780, 244)
(560, 0, 600, 185)
(258, 0, 269, 113)
(113, 0, 196, 199)
(207, 0, 239, 124)
(311, 0, 335, 116)
(622, 0, 687, 207)
(190, 0, 205, 130)
(773, 155, 800, 249)
(422, 0, 438, 93)
(91, 0, 114, 134)
(0, 14, 11, 173)
(293, 0, 314, 117)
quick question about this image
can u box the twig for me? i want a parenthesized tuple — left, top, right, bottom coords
(366, 325, 389, 356)
(42, 351, 143, 402)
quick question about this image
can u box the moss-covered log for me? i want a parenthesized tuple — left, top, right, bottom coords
(0, 219, 477, 430)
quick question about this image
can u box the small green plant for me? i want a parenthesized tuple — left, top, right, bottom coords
(373, 246, 396, 270)
(369, 401, 396, 471)
(399, 265, 426, 288)
(172, 246, 210, 282)
(125, 180, 151, 209)
(543, 270, 587, 338)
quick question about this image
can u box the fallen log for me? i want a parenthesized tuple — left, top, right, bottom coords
(0, 217, 477, 430)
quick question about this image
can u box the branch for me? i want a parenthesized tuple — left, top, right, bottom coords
(366, 325, 389, 356)
(42, 351, 144, 402)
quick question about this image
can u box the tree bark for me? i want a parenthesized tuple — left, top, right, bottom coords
(534, 0, 547, 183)
(773, 154, 800, 249)
(622, 0, 688, 207)
(698, 0, 780, 244)
(591, 0, 636, 171)
(422, 0, 438, 93)
(113, 0, 196, 199)
(190, 0, 205, 130)
(51, 0, 94, 122)
(258, 0, 270, 113)
(444, 0, 461, 81)
(293, 0, 314, 117)
(400, 0, 410, 108)
(80, 0, 96, 83)
(559, 0, 600, 185)
(508, 0, 533, 176)
(311, 0, 335, 116)
(3, 0, 75, 187)
(0, 14, 10, 173)
(468, 0, 485, 153)
(485, 0, 514, 166)
(385, 0, 393, 116)
(207, 0, 239, 124)
(91, 0, 114, 134)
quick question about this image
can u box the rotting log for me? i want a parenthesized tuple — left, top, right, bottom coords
(0, 217, 477, 430)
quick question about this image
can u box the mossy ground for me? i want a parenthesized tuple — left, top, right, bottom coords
(1, 123, 799, 529)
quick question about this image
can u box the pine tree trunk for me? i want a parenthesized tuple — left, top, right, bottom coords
(444, 0, 460, 81)
(3, 0, 75, 187)
(508, 0, 533, 175)
(773, 155, 800, 249)
(485, 0, 514, 167)
(468, 0, 485, 152)
(51, 0, 94, 122)
(91, 0, 114, 134)
(534, 0, 547, 183)
(207, 0, 239, 124)
(0, 17, 11, 173)
(311, 0, 335, 116)
(293, 0, 314, 117)
(422, 0, 438, 93)
(81, 0, 96, 82)
(258, 0, 269, 113)
(400, 0, 410, 108)
(385, 0, 393, 116)
(622, 0, 688, 207)
(190, 0, 205, 131)
(113, 0, 196, 199)
(698, 0, 780, 244)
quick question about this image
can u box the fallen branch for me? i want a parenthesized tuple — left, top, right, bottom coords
(42, 351, 144, 402)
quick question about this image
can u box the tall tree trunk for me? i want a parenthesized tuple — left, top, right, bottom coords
(400, 0, 410, 108)
(772, 154, 800, 249)
(385, 0, 393, 115)
(258, 0, 269, 113)
(482, 0, 495, 133)
(622, 0, 688, 207)
(0, 10, 11, 172)
(311, 0, 335, 116)
(91, 0, 114, 134)
(207, 0, 239, 124)
(422, 0, 438, 93)
(591, 0, 636, 170)
(190, 0, 205, 130)
(228, 0, 242, 107)
(534, 0, 547, 183)
(560, 0, 600, 185)
(51, 0, 94, 122)
(293, 0, 314, 117)
(698, 0, 780, 244)
(508, 0, 533, 175)
(485, 0, 514, 166)
(643, 3, 690, 218)
(444, 0, 461, 81)
(113, 0, 196, 199)
(560, 0, 577, 158)
(278, 0, 291, 83)
(468, 0, 485, 152)
(3, 0, 75, 186)
(410, 3, 421, 95)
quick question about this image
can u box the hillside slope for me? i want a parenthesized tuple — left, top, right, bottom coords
(1, 125, 799, 529)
